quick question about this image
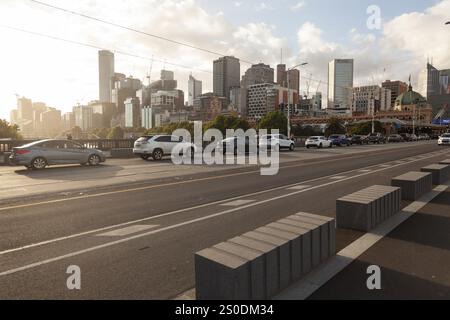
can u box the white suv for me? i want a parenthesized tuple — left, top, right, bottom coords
(438, 133, 450, 146)
(259, 134, 295, 151)
(305, 136, 332, 149)
(133, 135, 195, 160)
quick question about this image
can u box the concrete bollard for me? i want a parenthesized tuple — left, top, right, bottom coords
(421, 164, 450, 185)
(439, 159, 450, 165)
(392, 171, 433, 201)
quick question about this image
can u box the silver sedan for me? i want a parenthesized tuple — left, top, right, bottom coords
(9, 139, 106, 170)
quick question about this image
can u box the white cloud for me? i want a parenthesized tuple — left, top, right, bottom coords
(233, 1, 242, 7)
(255, 2, 273, 11)
(290, 1, 306, 12)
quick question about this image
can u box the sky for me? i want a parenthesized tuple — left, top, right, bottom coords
(0, 0, 449, 121)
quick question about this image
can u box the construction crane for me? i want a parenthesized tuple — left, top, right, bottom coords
(304, 73, 312, 99)
(434, 104, 449, 122)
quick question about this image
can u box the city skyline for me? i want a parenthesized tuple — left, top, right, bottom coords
(1, 0, 450, 121)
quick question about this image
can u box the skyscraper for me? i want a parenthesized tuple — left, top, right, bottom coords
(328, 59, 354, 113)
(240, 63, 275, 116)
(418, 62, 440, 99)
(382, 80, 408, 109)
(276, 64, 299, 91)
(98, 50, 115, 103)
(188, 75, 202, 106)
(213, 56, 240, 103)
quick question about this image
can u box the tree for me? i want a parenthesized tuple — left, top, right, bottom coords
(292, 125, 323, 137)
(0, 119, 22, 139)
(325, 117, 346, 136)
(206, 115, 251, 135)
(348, 121, 383, 135)
(258, 111, 288, 135)
(108, 126, 124, 139)
(70, 126, 83, 139)
(96, 127, 109, 139)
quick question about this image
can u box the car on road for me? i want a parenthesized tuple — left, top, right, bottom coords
(438, 133, 450, 146)
(305, 136, 332, 149)
(133, 135, 195, 160)
(259, 134, 295, 151)
(9, 139, 106, 170)
(409, 134, 419, 141)
(418, 133, 430, 141)
(367, 132, 386, 144)
(328, 134, 351, 147)
(217, 136, 258, 154)
(400, 133, 412, 142)
(387, 134, 404, 143)
(348, 135, 368, 145)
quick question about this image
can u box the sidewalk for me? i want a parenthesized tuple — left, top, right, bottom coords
(308, 186, 450, 299)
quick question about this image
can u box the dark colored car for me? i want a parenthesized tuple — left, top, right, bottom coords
(367, 133, 386, 144)
(328, 134, 351, 147)
(400, 133, 412, 141)
(387, 134, 404, 143)
(349, 135, 368, 145)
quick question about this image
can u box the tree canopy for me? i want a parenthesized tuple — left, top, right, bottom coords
(258, 111, 288, 135)
(0, 119, 22, 139)
(325, 117, 346, 136)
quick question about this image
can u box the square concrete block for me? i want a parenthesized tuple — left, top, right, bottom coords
(277, 218, 321, 268)
(353, 191, 382, 225)
(285, 215, 329, 262)
(214, 242, 265, 300)
(336, 196, 372, 231)
(256, 226, 302, 281)
(295, 212, 336, 256)
(195, 247, 250, 300)
(439, 159, 450, 165)
(243, 231, 291, 290)
(228, 236, 279, 298)
(421, 164, 450, 185)
(392, 171, 433, 201)
(267, 222, 312, 275)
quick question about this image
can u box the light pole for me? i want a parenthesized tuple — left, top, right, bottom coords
(287, 62, 308, 138)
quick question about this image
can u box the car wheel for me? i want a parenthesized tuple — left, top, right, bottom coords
(289, 144, 295, 151)
(31, 157, 47, 170)
(140, 154, 150, 160)
(152, 148, 163, 161)
(318, 143, 323, 149)
(88, 154, 101, 166)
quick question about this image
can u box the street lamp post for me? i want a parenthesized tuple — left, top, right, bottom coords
(287, 62, 308, 138)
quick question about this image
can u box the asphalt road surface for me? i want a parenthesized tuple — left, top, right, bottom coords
(0, 141, 449, 299)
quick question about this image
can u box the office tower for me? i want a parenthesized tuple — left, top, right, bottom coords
(98, 50, 115, 103)
(188, 75, 202, 106)
(327, 59, 354, 113)
(382, 80, 408, 109)
(418, 62, 441, 99)
(240, 63, 274, 116)
(213, 56, 240, 103)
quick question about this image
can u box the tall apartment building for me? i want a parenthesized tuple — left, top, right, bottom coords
(73, 105, 93, 131)
(247, 83, 296, 120)
(327, 59, 354, 113)
(188, 75, 202, 106)
(213, 56, 240, 103)
(98, 50, 115, 103)
(240, 63, 275, 116)
(124, 97, 141, 128)
(382, 80, 408, 109)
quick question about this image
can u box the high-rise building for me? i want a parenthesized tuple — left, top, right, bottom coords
(439, 69, 450, 94)
(276, 64, 287, 87)
(276, 64, 299, 91)
(124, 97, 141, 128)
(188, 75, 202, 106)
(418, 62, 441, 99)
(62, 112, 75, 131)
(247, 83, 296, 120)
(327, 59, 354, 113)
(17, 97, 33, 121)
(213, 56, 240, 103)
(382, 80, 408, 109)
(98, 50, 115, 103)
(240, 63, 274, 116)
(40, 108, 62, 137)
(111, 76, 141, 114)
(73, 105, 93, 131)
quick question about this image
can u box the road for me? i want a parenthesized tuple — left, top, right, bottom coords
(0, 141, 449, 299)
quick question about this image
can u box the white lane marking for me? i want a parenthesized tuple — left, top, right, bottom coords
(1, 155, 448, 277)
(1, 149, 448, 258)
(329, 176, 347, 180)
(97, 225, 158, 237)
(275, 183, 450, 300)
(358, 170, 371, 173)
(220, 200, 255, 207)
(379, 164, 390, 168)
(288, 185, 312, 190)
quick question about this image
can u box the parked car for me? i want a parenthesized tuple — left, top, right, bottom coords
(259, 134, 295, 151)
(217, 136, 258, 154)
(387, 134, 404, 143)
(305, 136, 332, 149)
(409, 134, 419, 141)
(418, 133, 430, 140)
(9, 139, 106, 170)
(400, 133, 412, 142)
(367, 133, 386, 144)
(133, 135, 195, 160)
(348, 135, 368, 145)
(328, 134, 351, 147)
(438, 133, 450, 146)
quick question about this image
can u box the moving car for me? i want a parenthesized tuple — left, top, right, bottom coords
(348, 135, 368, 145)
(438, 133, 450, 146)
(259, 134, 295, 151)
(133, 135, 195, 160)
(367, 133, 386, 144)
(9, 139, 106, 170)
(387, 134, 404, 143)
(328, 134, 351, 147)
(305, 136, 332, 149)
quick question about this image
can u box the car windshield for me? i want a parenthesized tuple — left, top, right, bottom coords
(442, 134, 450, 138)
(329, 135, 340, 139)
(309, 137, 319, 140)
(136, 136, 153, 142)
(18, 140, 50, 148)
